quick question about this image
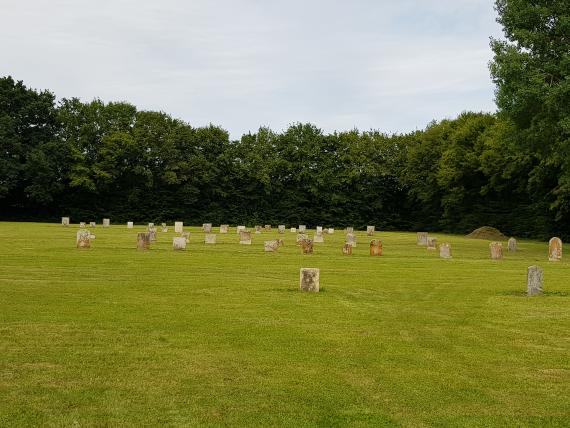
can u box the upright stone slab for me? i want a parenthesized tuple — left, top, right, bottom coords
(264, 240, 280, 252)
(127, 221, 134, 229)
(328, 228, 334, 234)
(172, 237, 187, 250)
(137, 232, 150, 250)
(264, 225, 272, 232)
(367, 226, 375, 236)
(148, 223, 154, 228)
(342, 243, 353, 255)
(102, 218, 110, 228)
(527, 266, 544, 296)
(76, 230, 90, 248)
(239, 231, 252, 245)
(346, 227, 354, 234)
(220, 224, 229, 234)
(148, 229, 157, 242)
(298, 225, 306, 233)
(417, 232, 428, 246)
(296, 233, 308, 243)
(370, 239, 382, 256)
(300, 239, 314, 254)
(174, 222, 183, 233)
(89, 222, 96, 228)
(427, 237, 437, 251)
(203, 223, 212, 233)
(316, 226, 323, 235)
(278, 225, 286, 234)
(346, 233, 357, 247)
(489, 242, 503, 260)
(237, 225, 246, 234)
(80, 222, 86, 228)
(290, 227, 297, 233)
(300, 268, 320, 292)
(204, 234, 216, 244)
(61, 217, 70, 227)
(439, 243, 452, 259)
(313, 234, 324, 243)
(181, 231, 190, 243)
(162, 226, 168, 233)
(508, 237, 517, 252)
(548, 237, 562, 261)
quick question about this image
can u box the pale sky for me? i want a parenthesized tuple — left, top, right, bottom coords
(1, 0, 503, 139)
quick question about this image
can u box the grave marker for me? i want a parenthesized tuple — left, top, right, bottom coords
(548, 237, 562, 261)
(137, 232, 150, 250)
(300, 239, 314, 254)
(220, 224, 229, 234)
(239, 231, 252, 245)
(300, 268, 320, 292)
(439, 243, 452, 259)
(508, 237, 517, 252)
(417, 232, 428, 246)
(204, 234, 217, 244)
(278, 225, 285, 234)
(346, 233, 357, 247)
(370, 239, 382, 256)
(489, 242, 503, 260)
(527, 266, 544, 296)
(367, 226, 375, 236)
(299, 225, 306, 233)
(264, 240, 280, 252)
(342, 243, 353, 255)
(76, 230, 90, 248)
(203, 223, 212, 233)
(174, 222, 183, 233)
(127, 221, 133, 229)
(172, 237, 187, 251)
(61, 217, 70, 227)
(427, 237, 437, 250)
(102, 218, 110, 227)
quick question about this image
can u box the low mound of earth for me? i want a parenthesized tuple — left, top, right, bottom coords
(466, 226, 508, 240)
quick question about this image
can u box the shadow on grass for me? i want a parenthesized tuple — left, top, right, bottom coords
(498, 290, 570, 297)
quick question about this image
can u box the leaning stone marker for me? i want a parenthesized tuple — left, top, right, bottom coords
(254, 225, 262, 234)
(527, 266, 544, 296)
(299, 268, 320, 292)
(313, 234, 324, 243)
(103, 218, 110, 227)
(174, 222, 183, 233)
(181, 231, 190, 243)
(61, 217, 70, 227)
(290, 227, 297, 233)
(148, 222, 154, 228)
(204, 234, 216, 244)
(172, 237, 187, 250)
(370, 239, 382, 256)
(264, 225, 272, 232)
(220, 224, 229, 234)
(299, 225, 306, 233)
(300, 239, 314, 254)
(346, 233, 357, 247)
(296, 233, 308, 243)
(439, 243, 452, 259)
(203, 223, 212, 233)
(89, 221, 96, 228)
(508, 237, 517, 252)
(316, 226, 323, 235)
(80, 222, 86, 228)
(76, 230, 90, 248)
(239, 231, 252, 245)
(237, 225, 246, 234)
(278, 225, 285, 234)
(328, 228, 334, 235)
(148, 228, 157, 242)
(548, 237, 562, 262)
(264, 240, 280, 252)
(489, 242, 503, 260)
(342, 243, 353, 255)
(137, 232, 150, 250)
(367, 226, 375, 236)
(127, 221, 134, 229)
(427, 237, 437, 251)
(346, 227, 354, 234)
(417, 232, 428, 246)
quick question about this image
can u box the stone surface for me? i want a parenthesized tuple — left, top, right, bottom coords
(313, 234, 324, 243)
(80, 222, 86, 228)
(427, 237, 437, 250)
(220, 224, 229, 234)
(527, 265, 544, 296)
(300, 268, 320, 292)
(148, 230, 157, 242)
(508, 237, 517, 252)
(181, 232, 190, 243)
(148, 223, 154, 228)
(239, 231, 252, 245)
(370, 239, 382, 256)
(342, 243, 353, 255)
(300, 239, 314, 254)
(278, 225, 286, 234)
(172, 237, 186, 250)
(237, 226, 246, 234)
(316, 226, 323, 235)
(346, 233, 357, 247)
(174, 222, 183, 233)
(296, 233, 308, 243)
(76, 230, 90, 248)
(367, 226, 375, 236)
(417, 232, 428, 246)
(127, 221, 134, 229)
(264, 224, 272, 232)
(290, 227, 297, 233)
(162, 226, 168, 233)
(137, 232, 150, 250)
(328, 228, 334, 234)
(548, 237, 562, 261)
(439, 243, 452, 259)
(61, 217, 70, 226)
(103, 218, 110, 227)
(346, 227, 354, 234)
(298, 225, 306, 233)
(89, 222, 96, 228)
(255, 225, 262, 234)
(204, 234, 216, 244)
(489, 242, 503, 260)
(161, 223, 167, 228)
(264, 240, 280, 252)
(203, 223, 212, 233)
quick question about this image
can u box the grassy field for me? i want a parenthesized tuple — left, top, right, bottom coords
(0, 222, 569, 427)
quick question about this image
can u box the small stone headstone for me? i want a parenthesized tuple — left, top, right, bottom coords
(264, 225, 272, 232)
(417, 232, 428, 246)
(489, 242, 503, 260)
(342, 243, 352, 255)
(102, 218, 110, 228)
(300, 239, 314, 254)
(76, 230, 90, 248)
(89, 221, 96, 228)
(264, 240, 280, 252)
(255, 225, 262, 234)
(316, 226, 323, 235)
(162, 226, 168, 233)
(148, 229, 157, 242)
(203, 223, 212, 233)
(427, 237, 437, 250)
(137, 232, 150, 250)
(278, 225, 286, 234)
(237, 225, 246, 234)
(204, 234, 216, 244)
(181, 231, 190, 243)
(508, 237, 517, 252)
(239, 231, 252, 245)
(346, 227, 354, 234)
(127, 221, 133, 229)
(527, 265, 544, 296)
(290, 227, 297, 233)
(328, 228, 334, 234)
(161, 222, 167, 228)
(61, 217, 70, 227)
(367, 226, 375, 236)
(296, 233, 308, 243)
(548, 237, 562, 261)
(277, 239, 284, 247)
(439, 243, 452, 259)
(346, 233, 357, 247)
(172, 237, 186, 251)
(313, 234, 324, 243)
(370, 239, 382, 256)
(148, 223, 154, 228)
(79, 222, 86, 228)
(299, 225, 306, 233)
(299, 268, 320, 292)
(174, 222, 183, 233)
(220, 224, 229, 234)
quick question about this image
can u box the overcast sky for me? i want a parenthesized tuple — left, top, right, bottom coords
(1, 0, 503, 139)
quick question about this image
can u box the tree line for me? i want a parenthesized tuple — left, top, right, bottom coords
(1, 1, 567, 239)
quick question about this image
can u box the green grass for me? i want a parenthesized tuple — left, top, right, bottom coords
(0, 222, 569, 427)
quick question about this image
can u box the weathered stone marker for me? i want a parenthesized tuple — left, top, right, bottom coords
(204, 234, 216, 244)
(489, 242, 503, 260)
(181, 231, 190, 243)
(76, 230, 90, 248)
(296, 233, 308, 243)
(300, 239, 314, 254)
(237, 225, 246, 234)
(299, 268, 320, 292)
(89, 221, 96, 228)
(264, 224, 272, 232)
(161, 222, 167, 233)
(172, 237, 187, 250)
(427, 237, 437, 251)
(220, 224, 229, 234)
(239, 231, 252, 245)
(370, 239, 382, 256)
(342, 243, 353, 255)
(148, 228, 157, 242)
(346, 227, 354, 234)
(102, 218, 110, 227)
(290, 227, 297, 233)
(367, 226, 375, 236)
(61, 217, 70, 227)
(548, 237, 562, 261)
(508, 237, 517, 252)
(313, 234, 324, 243)
(137, 232, 150, 250)
(316, 226, 323, 235)
(328, 228, 334, 234)
(203, 223, 212, 233)
(264, 240, 280, 252)
(527, 265, 544, 296)
(174, 221, 183, 233)
(255, 225, 262, 234)
(346, 233, 357, 247)
(439, 243, 452, 259)
(278, 225, 285, 234)
(299, 225, 306, 233)
(127, 221, 133, 229)
(417, 232, 428, 246)
(80, 222, 86, 228)
(148, 222, 154, 228)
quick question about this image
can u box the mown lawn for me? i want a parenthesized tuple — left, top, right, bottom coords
(0, 222, 569, 427)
